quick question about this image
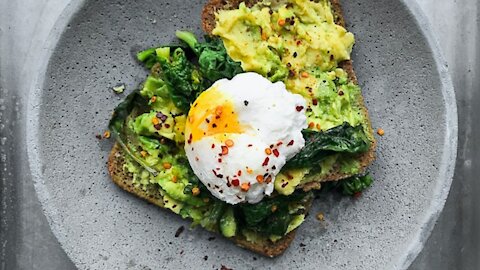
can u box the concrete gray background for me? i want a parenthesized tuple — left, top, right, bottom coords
(0, 0, 477, 269)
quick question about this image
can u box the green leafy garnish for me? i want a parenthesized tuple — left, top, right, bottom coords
(237, 192, 312, 236)
(285, 122, 371, 169)
(321, 174, 374, 196)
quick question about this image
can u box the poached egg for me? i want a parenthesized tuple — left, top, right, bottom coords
(185, 73, 306, 204)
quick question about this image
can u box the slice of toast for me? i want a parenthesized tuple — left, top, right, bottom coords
(108, 143, 309, 257)
(108, 0, 373, 257)
(201, 0, 376, 191)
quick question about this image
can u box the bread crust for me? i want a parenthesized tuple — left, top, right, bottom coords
(201, 0, 376, 191)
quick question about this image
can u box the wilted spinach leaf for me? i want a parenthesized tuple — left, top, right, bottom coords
(108, 91, 159, 175)
(321, 173, 374, 196)
(286, 122, 371, 169)
(237, 192, 312, 236)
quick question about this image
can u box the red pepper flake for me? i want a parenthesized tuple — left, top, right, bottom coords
(154, 123, 162, 130)
(338, 90, 344, 96)
(265, 148, 272, 155)
(231, 179, 240, 186)
(218, 158, 222, 163)
(247, 144, 253, 147)
(273, 149, 280, 157)
(312, 99, 318, 106)
(241, 182, 250, 191)
(164, 123, 170, 128)
(238, 170, 242, 176)
(265, 175, 273, 183)
(211, 144, 215, 149)
(246, 167, 253, 174)
(281, 181, 289, 188)
(309, 122, 315, 129)
(221, 146, 229, 155)
(296, 106, 304, 112)
(286, 173, 294, 180)
(225, 139, 234, 147)
(195, 157, 199, 161)
(354, 192, 362, 198)
(296, 40, 302, 46)
(187, 134, 193, 144)
(287, 140, 294, 146)
(212, 123, 217, 128)
(262, 157, 270, 166)
(256, 175, 264, 183)
(277, 141, 283, 146)
(103, 130, 111, 139)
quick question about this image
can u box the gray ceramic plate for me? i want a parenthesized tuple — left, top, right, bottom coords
(27, 0, 457, 269)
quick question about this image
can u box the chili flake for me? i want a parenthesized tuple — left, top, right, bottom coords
(150, 96, 157, 103)
(265, 175, 273, 183)
(221, 146, 229, 155)
(377, 128, 385, 136)
(241, 182, 250, 191)
(163, 162, 172, 169)
(296, 106, 304, 112)
(265, 148, 272, 155)
(231, 179, 240, 186)
(301, 71, 309, 78)
(278, 19, 286, 26)
(192, 187, 200, 196)
(171, 175, 178, 183)
(273, 149, 280, 157)
(103, 130, 111, 139)
(287, 140, 294, 146)
(152, 117, 160, 125)
(237, 170, 242, 176)
(215, 106, 223, 117)
(140, 150, 147, 157)
(225, 139, 234, 147)
(309, 122, 315, 128)
(211, 144, 215, 149)
(247, 167, 253, 174)
(271, 205, 278, 212)
(256, 175, 264, 183)
(262, 157, 270, 166)
(312, 99, 318, 106)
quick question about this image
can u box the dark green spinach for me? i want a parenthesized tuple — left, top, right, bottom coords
(286, 122, 371, 169)
(237, 192, 312, 236)
(108, 91, 159, 175)
(321, 174, 374, 196)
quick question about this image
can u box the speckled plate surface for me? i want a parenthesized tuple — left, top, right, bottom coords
(27, 0, 457, 269)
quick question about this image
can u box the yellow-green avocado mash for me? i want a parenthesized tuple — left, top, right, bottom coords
(213, 0, 368, 195)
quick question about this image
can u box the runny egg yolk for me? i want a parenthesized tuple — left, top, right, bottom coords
(187, 87, 243, 143)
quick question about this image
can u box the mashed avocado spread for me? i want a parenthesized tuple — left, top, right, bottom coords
(213, 0, 369, 194)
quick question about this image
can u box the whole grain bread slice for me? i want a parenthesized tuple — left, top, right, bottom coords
(201, 0, 376, 191)
(107, 0, 374, 257)
(108, 142, 309, 257)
